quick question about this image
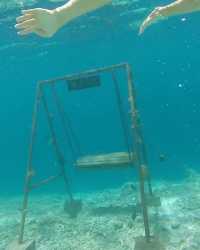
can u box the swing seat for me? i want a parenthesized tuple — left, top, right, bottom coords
(75, 151, 135, 169)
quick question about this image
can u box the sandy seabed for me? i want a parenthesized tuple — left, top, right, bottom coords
(1, 170, 200, 250)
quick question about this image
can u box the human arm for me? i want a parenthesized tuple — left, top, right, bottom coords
(139, 0, 200, 34)
(15, 0, 111, 38)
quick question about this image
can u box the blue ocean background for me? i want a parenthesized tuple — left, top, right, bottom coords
(0, 0, 200, 196)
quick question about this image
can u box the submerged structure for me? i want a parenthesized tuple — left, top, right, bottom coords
(7, 63, 165, 250)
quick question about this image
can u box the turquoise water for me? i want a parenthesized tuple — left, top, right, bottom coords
(1, 0, 200, 194)
(1, 1, 200, 249)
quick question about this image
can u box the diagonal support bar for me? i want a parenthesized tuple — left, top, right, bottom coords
(30, 173, 62, 190)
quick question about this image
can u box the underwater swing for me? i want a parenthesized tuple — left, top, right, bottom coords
(7, 63, 165, 250)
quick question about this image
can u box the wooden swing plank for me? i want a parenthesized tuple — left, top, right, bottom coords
(76, 152, 135, 169)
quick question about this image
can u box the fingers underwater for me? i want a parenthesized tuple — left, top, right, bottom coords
(139, 20, 148, 35)
(16, 14, 34, 23)
(15, 18, 37, 30)
(17, 27, 35, 35)
(139, 26, 144, 35)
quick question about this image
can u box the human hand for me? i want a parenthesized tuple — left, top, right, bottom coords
(15, 8, 59, 38)
(139, 7, 166, 35)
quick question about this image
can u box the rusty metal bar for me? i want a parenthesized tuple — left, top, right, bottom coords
(140, 141, 153, 196)
(41, 87, 73, 202)
(51, 84, 81, 160)
(18, 83, 42, 244)
(123, 64, 153, 195)
(126, 64, 151, 241)
(30, 173, 62, 190)
(111, 71, 132, 160)
(128, 114, 153, 195)
(39, 63, 128, 85)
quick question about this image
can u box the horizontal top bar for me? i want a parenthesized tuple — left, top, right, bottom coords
(38, 62, 129, 85)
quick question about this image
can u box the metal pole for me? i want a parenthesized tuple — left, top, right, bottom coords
(51, 84, 80, 161)
(125, 66, 153, 196)
(18, 83, 42, 244)
(39, 63, 127, 85)
(126, 64, 151, 241)
(131, 111, 153, 196)
(111, 72, 132, 158)
(41, 86, 73, 202)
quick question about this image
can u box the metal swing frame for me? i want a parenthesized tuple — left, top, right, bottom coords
(11, 63, 159, 249)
